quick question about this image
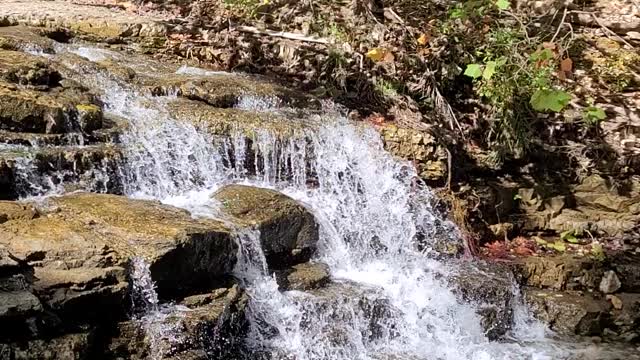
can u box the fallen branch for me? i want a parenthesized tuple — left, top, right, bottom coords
(236, 26, 329, 44)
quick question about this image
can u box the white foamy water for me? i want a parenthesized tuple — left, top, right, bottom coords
(14, 46, 635, 360)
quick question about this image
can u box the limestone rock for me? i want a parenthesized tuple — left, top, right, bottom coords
(0, 144, 123, 199)
(0, 80, 101, 134)
(167, 98, 311, 139)
(0, 201, 38, 224)
(0, 49, 60, 87)
(600, 271, 622, 294)
(146, 72, 316, 110)
(512, 254, 606, 291)
(0, 290, 42, 320)
(379, 124, 448, 182)
(524, 288, 609, 336)
(213, 185, 319, 268)
(0, 26, 56, 53)
(0, 0, 170, 40)
(547, 175, 640, 236)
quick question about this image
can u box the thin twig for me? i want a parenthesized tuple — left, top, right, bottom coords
(503, 10, 530, 42)
(236, 26, 329, 44)
(445, 148, 452, 191)
(551, 7, 568, 43)
(386, 7, 405, 24)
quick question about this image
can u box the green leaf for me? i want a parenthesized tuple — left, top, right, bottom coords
(464, 64, 483, 79)
(530, 89, 571, 112)
(530, 49, 554, 62)
(482, 61, 497, 80)
(583, 106, 606, 124)
(495, 0, 510, 10)
(449, 7, 466, 19)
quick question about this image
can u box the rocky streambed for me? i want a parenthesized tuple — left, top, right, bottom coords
(0, 10, 638, 360)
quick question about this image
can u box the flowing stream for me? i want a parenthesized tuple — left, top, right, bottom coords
(13, 46, 628, 360)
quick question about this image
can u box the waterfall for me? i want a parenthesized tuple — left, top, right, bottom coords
(17, 45, 593, 359)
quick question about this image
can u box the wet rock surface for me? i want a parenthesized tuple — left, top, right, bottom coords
(448, 261, 516, 340)
(0, 193, 239, 349)
(276, 261, 331, 291)
(213, 184, 319, 269)
(107, 285, 248, 360)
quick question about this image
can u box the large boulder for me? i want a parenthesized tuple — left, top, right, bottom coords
(0, 193, 238, 340)
(213, 185, 319, 269)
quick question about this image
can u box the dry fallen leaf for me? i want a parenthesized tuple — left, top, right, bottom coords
(560, 57, 573, 73)
(417, 33, 430, 46)
(366, 48, 393, 63)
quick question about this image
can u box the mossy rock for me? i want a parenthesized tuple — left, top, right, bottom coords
(0, 193, 238, 312)
(167, 98, 311, 139)
(0, 79, 101, 134)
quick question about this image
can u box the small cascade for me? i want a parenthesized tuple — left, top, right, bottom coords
(232, 228, 306, 358)
(129, 257, 186, 359)
(11, 44, 614, 359)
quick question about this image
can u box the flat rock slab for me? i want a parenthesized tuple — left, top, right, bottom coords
(0, 0, 170, 39)
(0, 193, 237, 323)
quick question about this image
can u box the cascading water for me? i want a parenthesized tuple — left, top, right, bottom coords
(19, 45, 623, 360)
